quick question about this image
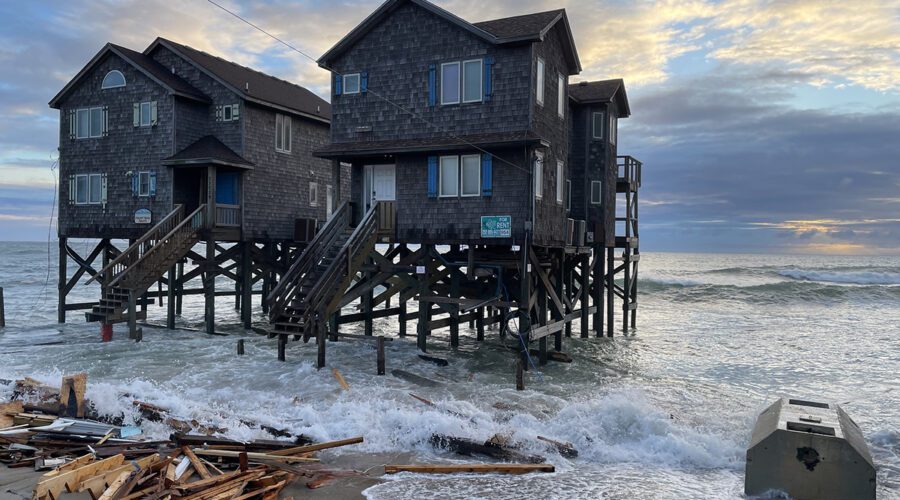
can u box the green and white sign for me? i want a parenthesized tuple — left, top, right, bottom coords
(481, 215, 512, 238)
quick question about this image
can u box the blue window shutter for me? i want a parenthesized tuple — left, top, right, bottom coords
(361, 72, 368, 94)
(481, 154, 493, 196)
(427, 156, 438, 198)
(132, 174, 138, 196)
(428, 64, 436, 107)
(334, 73, 342, 96)
(149, 172, 157, 196)
(483, 57, 493, 102)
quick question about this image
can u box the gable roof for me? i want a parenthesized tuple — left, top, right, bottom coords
(145, 38, 331, 124)
(568, 79, 631, 118)
(318, 0, 580, 74)
(162, 135, 254, 169)
(49, 43, 209, 108)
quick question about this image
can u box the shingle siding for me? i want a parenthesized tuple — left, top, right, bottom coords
(328, 2, 532, 145)
(57, 53, 174, 239)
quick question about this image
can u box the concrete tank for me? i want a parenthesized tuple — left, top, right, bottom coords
(745, 397, 876, 499)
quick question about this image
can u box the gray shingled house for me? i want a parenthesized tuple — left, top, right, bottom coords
(49, 38, 344, 332)
(268, 0, 642, 369)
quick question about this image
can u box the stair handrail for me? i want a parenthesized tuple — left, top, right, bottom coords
(109, 204, 207, 290)
(302, 202, 379, 328)
(267, 201, 350, 317)
(87, 205, 185, 286)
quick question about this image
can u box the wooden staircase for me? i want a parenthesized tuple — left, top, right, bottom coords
(267, 201, 381, 340)
(85, 204, 206, 323)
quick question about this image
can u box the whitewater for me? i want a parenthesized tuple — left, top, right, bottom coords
(1, 242, 898, 498)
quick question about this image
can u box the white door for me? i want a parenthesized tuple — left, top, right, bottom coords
(364, 164, 395, 212)
(326, 184, 334, 218)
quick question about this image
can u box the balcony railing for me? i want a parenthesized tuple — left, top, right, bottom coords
(616, 156, 642, 188)
(215, 204, 241, 227)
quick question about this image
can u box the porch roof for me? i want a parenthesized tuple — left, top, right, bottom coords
(313, 131, 549, 159)
(162, 135, 254, 169)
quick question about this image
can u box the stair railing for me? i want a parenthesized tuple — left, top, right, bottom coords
(112, 204, 207, 291)
(88, 205, 186, 287)
(302, 202, 380, 331)
(267, 201, 350, 319)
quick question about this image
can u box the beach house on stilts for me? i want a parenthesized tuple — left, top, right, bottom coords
(50, 38, 345, 337)
(266, 0, 643, 386)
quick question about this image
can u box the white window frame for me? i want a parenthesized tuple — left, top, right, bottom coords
(75, 173, 103, 205)
(591, 180, 602, 205)
(438, 155, 460, 197)
(592, 111, 604, 139)
(557, 73, 566, 118)
(556, 160, 564, 204)
(101, 70, 126, 89)
(138, 171, 151, 197)
(534, 151, 544, 199)
(309, 181, 318, 206)
(609, 114, 617, 145)
(343, 73, 361, 95)
(275, 113, 292, 153)
(536, 58, 545, 106)
(462, 59, 483, 103)
(140, 102, 152, 127)
(460, 154, 481, 197)
(440, 62, 461, 105)
(76, 107, 104, 139)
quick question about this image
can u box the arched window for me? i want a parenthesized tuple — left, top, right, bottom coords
(101, 70, 126, 89)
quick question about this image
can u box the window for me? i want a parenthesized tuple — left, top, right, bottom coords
(566, 180, 571, 211)
(75, 107, 104, 138)
(557, 74, 566, 118)
(217, 104, 239, 122)
(461, 154, 480, 196)
(275, 113, 292, 153)
(138, 171, 151, 197)
(536, 58, 545, 106)
(101, 70, 125, 89)
(309, 182, 318, 206)
(441, 62, 460, 105)
(462, 60, 482, 103)
(609, 114, 618, 144)
(439, 155, 459, 197)
(343, 73, 360, 94)
(591, 181, 602, 204)
(74, 173, 103, 205)
(592, 112, 604, 139)
(556, 161, 564, 204)
(326, 185, 334, 217)
(140, 102, 152, 126)
(534, 151, 544, 199)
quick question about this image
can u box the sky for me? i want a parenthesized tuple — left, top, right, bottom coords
(0, 0, 898, 254)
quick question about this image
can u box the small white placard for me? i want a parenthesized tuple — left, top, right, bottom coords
(134, 208, 152, 224)
(416, 266, 426, 274)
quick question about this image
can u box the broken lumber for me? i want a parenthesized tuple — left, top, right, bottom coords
(528, 350, 573, 363)
(429, 435, 545, 464)
(58, 373, 88, 418)
(191, 449, 320, 463)
(332, 368, 350, 391)
(536, 435, 578, 458)
(391, 369, 441, 387)
(269, 436, 364, 456)
(384, 463, 554, 474)
(418, 355, 449, 367)
(182, 446, 213, 479)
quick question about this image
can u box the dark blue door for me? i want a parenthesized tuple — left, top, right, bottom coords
(216, 172, 239, 205)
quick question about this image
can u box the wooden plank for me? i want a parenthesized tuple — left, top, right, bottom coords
(384, 464, 554, 474)
(34, 454, 125, 499)
(41, 453, 93, 478)
(0, 400, 24, 428)
(191, 449, 319, 463)
(332, 368, 350, 391)
(181, 446, 212, 479)
(77, 454, 159, 498)
(268, 436, 364, 456)
(96, 471, 131, 500)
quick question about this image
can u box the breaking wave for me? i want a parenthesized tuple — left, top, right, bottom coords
(777, 269, 900, 285)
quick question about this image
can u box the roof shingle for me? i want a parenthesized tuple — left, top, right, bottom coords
(314, 131, 547, 158)
(163, 135, 254, 168)
(473, 10, 564, 39)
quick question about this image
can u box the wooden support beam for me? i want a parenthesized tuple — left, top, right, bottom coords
(241, 242, 252, 329)
(553, 250, 564, 352)
(278, 334, 287, 362)
(399, 300, 407, 337)
(57, 236, 67, 323)
(384, 464, 553, 475)
(607, 247, 614, 338)
(376, 336, 385, 375)
(476, 306, 484, 341)
(416, 250, 430, 353)
(166, 266, 176, 330)
(449, 271, 460, 348)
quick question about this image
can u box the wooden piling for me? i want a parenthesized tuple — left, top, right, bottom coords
(363, 259, 374, 337)
(594, 245, 603, 337)
(128, 290, 138, 340)
(0, 286, 5, 328)
(176, 260, 184, 315)
(449, 271, 460, 348)
(57, 236, 66, 324)
(476, 307, 484, 341)
(237, 339, 245, 355)
(277, 335, 286, 362)
(204, 239, 216, 336)
(166, 266, 176, 330)
(241, 242, 252, 329)
(580, 254, 589, 338)
(516, 358, 524, 391)
(398, 300, 407, 337)
(416, 252, 429, 353)
(376, 336, 385, 375)
(316, 314, 326, 369)
(606, 247, 615, 338)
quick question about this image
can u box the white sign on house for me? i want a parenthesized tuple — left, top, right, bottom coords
(134, 208, 152, 224)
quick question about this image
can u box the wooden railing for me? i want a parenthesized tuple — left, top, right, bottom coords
(267, 201, 350, 319)
(303, 202, 380, 327)
(111, 204, 206, 291)
(215, 204, 241, 227)
(88, 205, 187, 286)
(617, 155, 642, 188)
(376, 201, 396, 237)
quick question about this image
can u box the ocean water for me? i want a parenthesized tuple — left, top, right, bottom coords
(0, 241, 898, 499)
